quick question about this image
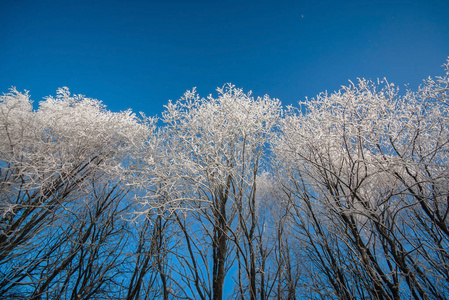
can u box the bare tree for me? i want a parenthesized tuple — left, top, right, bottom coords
(0, 88, 150, 299)
(274, 60, 449, 299)
(136, 84, 281, 300)
(1, 58, 448, 300)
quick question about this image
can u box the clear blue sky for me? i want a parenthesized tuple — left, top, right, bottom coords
(1, 0, 448, 115)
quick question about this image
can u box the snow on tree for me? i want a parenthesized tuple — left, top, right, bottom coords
(135, 84, 281, 300)
(273, 59, 449, 299)
(1, 58, 448, 299)
(0, 87, 151, 299)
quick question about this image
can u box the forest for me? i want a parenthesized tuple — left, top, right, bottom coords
(1, 59, 448, 299)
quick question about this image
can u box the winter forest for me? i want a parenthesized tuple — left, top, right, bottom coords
(1, 59, 449, 300)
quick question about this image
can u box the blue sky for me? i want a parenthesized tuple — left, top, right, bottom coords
(1, 0, 448, 116)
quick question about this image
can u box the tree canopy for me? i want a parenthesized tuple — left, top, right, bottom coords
(1, 60, 448, 299)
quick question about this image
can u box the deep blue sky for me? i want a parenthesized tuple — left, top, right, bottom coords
(1, 0, 449, 115)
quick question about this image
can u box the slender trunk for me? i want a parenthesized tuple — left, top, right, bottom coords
(212, 214, 227, 300)
(212, 191, 228, 300)
(248, 195, 257, 300)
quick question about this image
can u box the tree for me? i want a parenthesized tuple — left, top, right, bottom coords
(1, 58, 448, 299)
(137, 84, 281, 300)
(274, 60, 449, 299)
(0, 88, 151, 299)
